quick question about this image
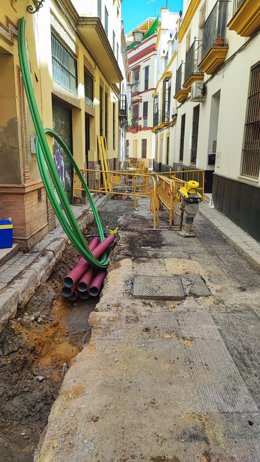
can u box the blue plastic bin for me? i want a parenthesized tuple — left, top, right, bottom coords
(0, 219, 13, 249)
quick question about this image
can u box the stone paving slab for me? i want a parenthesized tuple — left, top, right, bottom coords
(199, 202, 260, 269)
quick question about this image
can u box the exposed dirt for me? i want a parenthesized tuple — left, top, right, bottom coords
(0, 198, 132, 462)
(0, 230, 97, 462)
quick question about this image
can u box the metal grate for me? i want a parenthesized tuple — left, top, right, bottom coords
(241, 63, 260, 179)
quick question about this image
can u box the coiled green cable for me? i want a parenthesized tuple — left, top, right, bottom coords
(18, 18, 108, 268)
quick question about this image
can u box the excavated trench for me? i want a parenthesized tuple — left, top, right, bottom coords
(0, 199, 134, 462)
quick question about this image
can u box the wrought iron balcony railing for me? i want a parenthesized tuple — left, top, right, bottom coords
(184, 40, 202, 83)
(175, 63, 184, 94)
(119, 94, 127, 118)
(201, 0, 228, 61)
(153, 110, 159, 127)
(131, 81, 140, 93)
(233, 0, 244, 14)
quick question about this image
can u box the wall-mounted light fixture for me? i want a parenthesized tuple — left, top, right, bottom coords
(27, 0, 45, 14)
(133, 29, 144, 43)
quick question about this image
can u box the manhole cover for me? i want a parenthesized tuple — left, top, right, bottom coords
(133, 275, 185, 300)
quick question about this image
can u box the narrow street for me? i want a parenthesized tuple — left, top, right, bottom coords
(31, 198, 260, 462)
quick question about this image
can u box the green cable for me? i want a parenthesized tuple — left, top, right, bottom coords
(18, 18, 108, 268)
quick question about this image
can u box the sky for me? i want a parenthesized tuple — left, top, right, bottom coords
(122, 0, 183, 34)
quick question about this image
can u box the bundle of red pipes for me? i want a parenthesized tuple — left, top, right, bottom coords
(61, 235, 115, 302)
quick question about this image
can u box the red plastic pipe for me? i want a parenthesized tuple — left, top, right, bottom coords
(77, 267, 95, 292)
(61, 286, 74, 298)
(91, 234, 115, 260)
(63, 237, 99, 288)
(88, 270, 107, 297)
(78, 290, 90, 300)
(68, 290, 78, 302)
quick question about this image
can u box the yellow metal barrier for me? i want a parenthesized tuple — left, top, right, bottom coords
(154, 169, 205, 198)
(73, 168, 204, 230)
(74, 168, 158, 229)
(156, 175, 185, 226)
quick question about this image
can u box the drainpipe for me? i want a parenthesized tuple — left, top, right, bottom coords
(88, 271, 107, 297)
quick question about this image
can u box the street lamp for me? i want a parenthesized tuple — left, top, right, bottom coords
(27, 0, 46, 14)
(133, 29, 144, 43)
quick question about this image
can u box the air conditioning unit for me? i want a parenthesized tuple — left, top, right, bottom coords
(190, 81, 206, 102)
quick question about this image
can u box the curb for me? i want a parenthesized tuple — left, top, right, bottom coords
(0, 195, 108, 329)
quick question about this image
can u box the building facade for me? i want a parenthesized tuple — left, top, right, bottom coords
(0, 0, 126, 249)
(172, 0, 260, 240)
(126, 19, 158, 161)
(152, 8, 179, 171)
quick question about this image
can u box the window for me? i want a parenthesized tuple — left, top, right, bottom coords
(144, 66, 149, 91)
(51, 33, 77, 94)
(98, 0, 102, 19)
(166, 136, 170, 165)
(113, 102, 116, 150)
(100, 86, 103, 136)
(142, 139, 147, 158)
(143, 101, 148, 127)
(105, 92, 108, 141)
(191, 105, 200, 164)
(84, 70, 93, 106)
(113, 31, 115, 52)
(132, 102, 139, 126)
(241, 63, 260, 178)
(132, 67, 140, 83)
(153, 96, 159, 126)
(179, 114, 186, 162)
(105, 7, 109, 35)
(162, 78, 171, 123)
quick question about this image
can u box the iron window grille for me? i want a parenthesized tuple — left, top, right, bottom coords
(191, 105, 200, 164)
(143, 101, 148, 127)
(144, 66, 149, 91)
(179, 114, 186, 162)
(153, 96, 159, 126)
(84, 70, 94, 106)
(240, 63, 260, 178)
(51, 33, 77, 94)
(162, 78, 171, 123)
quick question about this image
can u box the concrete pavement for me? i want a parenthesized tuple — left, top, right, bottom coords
(34, 198, 260, 462)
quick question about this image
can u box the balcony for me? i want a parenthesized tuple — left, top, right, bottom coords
(183, 40, 204, 91)
(199, 1, 229, 75)
(119, 94, 128, 128)
(119, 94, 127, 118)
(174, 63, 189, 103)
(131, 81, 140, 95)
(228, 0, 260, 37)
